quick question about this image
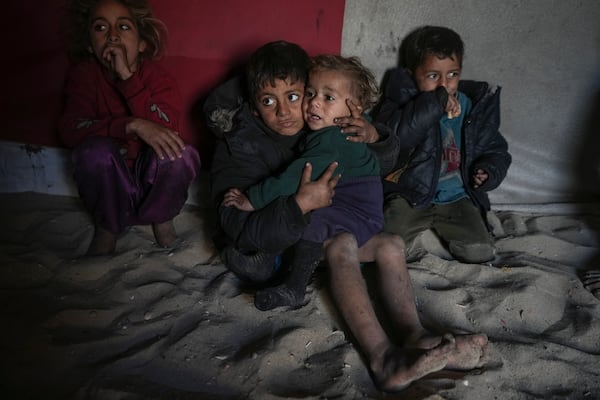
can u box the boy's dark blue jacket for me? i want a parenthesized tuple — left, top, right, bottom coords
(375, 67, 511, 218)
(204, 76, 398, 253)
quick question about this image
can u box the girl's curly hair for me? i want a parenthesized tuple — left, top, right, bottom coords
(310, 54, 380, 110)
(66, 0, 168, 62)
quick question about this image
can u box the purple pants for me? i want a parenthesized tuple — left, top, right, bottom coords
(302, 176, 384, 247)
(72, 136, 200, 234)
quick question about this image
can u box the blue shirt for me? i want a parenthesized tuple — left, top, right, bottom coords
(433, 91, 472, 204)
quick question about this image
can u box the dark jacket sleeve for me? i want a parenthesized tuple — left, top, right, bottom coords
(366, 121, 400, 176)
(375, 68, 449, 170)
(210, 132, 310, 252)
(461, 82, 511, 193)
(217, 197, 307, 253)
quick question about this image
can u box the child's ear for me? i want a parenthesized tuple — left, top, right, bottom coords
(87, 45, 94, 54)
(138, 40, 147, 54)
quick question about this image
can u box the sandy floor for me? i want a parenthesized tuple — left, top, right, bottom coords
(1, 192, 599, 399)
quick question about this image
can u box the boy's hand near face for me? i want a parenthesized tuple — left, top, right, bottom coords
(472, 168, 489, 188)
(334, 99, 379, 143)
(445, 91, 461, 119)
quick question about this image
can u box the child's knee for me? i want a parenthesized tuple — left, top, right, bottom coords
(449, 241, 495, 264)
(73, 137, 119, 171)
(160, 146, 200, 178)
(382, 232, 406, 251)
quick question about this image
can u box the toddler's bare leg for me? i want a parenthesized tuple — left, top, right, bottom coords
(358, 233, 426, 343)
(358, 233, 489, 373)
(325, 233, 451, 392)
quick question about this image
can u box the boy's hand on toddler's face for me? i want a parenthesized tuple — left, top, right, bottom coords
(472, 168, 489, 188)
(334, 99, 379, 144)
(127, 119, 186, 161)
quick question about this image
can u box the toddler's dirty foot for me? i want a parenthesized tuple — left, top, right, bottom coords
(254, 285, 306, 311)
(412, 333, 488, 371)
(153, 220, 177, 248)
(444, 333, 489, 370)
(86, 226, 116, 256)
(372, 334, 454, 392)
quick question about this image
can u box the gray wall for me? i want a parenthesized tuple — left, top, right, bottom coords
(341, 0, 600, 207)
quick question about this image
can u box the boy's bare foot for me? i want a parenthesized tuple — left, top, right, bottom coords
(371, 334, 454, 392)
(86, 226, 117, 256)
(152, 220, 177, 248)
(582, 270, 600, 299)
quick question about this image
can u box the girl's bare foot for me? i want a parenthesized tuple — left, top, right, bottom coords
(371, 334, 455, 392)
(152, 220, 177, 248)
(86, 226, 116, 256)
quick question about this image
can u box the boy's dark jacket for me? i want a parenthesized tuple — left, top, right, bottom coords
(375, 67, 511, 217)
(204, 76, 398, 253)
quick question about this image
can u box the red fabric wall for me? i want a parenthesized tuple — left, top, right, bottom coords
(2, 1, 345, 165)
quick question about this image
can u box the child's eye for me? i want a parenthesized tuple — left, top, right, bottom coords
(119, 23, 131, 31)
(92, 23, 107, 32)
(305, 90, 315, 98)
(261, 97, 275, 106)
(448, 71, 460, 79)
(426, 73, 438, 80)
(288, 93, 300, 102)
(325, 95, 335, 101)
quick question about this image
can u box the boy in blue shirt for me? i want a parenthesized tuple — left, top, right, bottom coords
(375, 26, 512, 263)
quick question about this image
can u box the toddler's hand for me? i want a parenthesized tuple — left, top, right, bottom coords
(295, 162, 340, 214)
(222, 188, 255, 211)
